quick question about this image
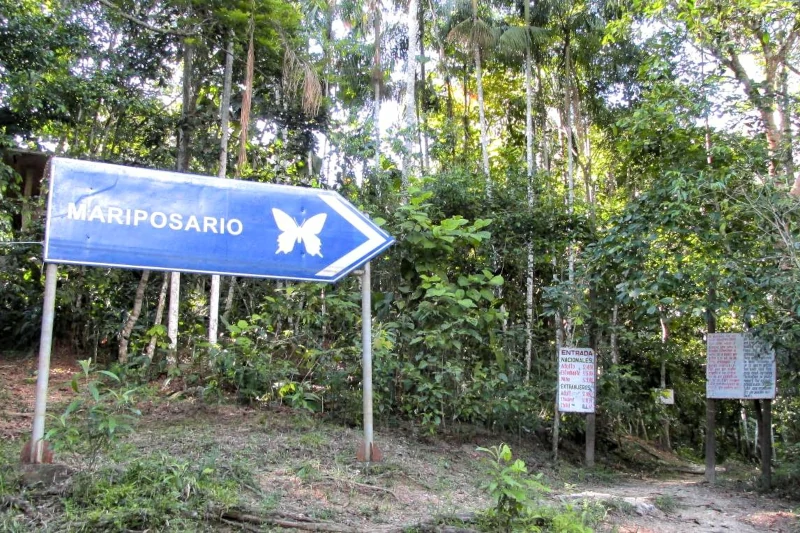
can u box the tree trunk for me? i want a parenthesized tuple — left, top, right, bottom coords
(417, 0, 429, 173)
(611, 303, 619, 364)
(524, 0, 536, 383)
(177, 40, 194, 172)
(401, 0, 418, 195)
(779, 65, 796, 187)
(219, 36, 234, 179)
(564, 38, 574, 213)
(118, 270, 150, 363)
(146, 272, 169, 361)
(462, 64, 469, 162)
(168, 35, 195, 367)
(755, 399, 773, 489)
(209, 35, 235, 345)
(474, 44, 490, 193)
(226, 19, 256, 318)
(563, 35, 576, 346)
(223, 277, 237, 323)
(552, 254, 562, 461)
(717, 49, 787, 185)
(372, 6, 382, 178)
(237, 19, 255, 176)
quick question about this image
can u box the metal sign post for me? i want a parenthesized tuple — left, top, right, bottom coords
(30, 262, 58, 463)
(361, 262, 374, 462)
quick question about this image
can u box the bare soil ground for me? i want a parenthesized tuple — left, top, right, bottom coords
(0, 348, 79, 440)
(1, 352, 798, 532)
(585, 476, 798, 532)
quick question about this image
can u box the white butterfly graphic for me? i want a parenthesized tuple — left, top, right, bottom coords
(272, 208, 327, 257)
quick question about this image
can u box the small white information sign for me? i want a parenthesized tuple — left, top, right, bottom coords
(656, 388, 675, 405)
(707, 333, 775, 399)
(558, 347, 596, 413)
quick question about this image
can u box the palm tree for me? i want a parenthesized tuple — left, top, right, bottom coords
(447, 0, 496, 195)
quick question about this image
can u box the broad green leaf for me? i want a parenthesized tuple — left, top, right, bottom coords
(97, 370, 120, 382)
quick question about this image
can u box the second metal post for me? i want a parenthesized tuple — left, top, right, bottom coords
(361, 262, 373, 462)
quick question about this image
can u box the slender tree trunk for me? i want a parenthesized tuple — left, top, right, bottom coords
(475, 44, 490, 193)
(226, 20, 255, 318)
(564, 40, 574, 212)
(417, 0, 429, 173)
(167, 272, 180, 368)
(177, 43, 194, 172)
(754, 399, 773, 489)
(462, 64, 469, 161)
(401, 0, 418, 196)
(237, 19, 255, 176)
(219, 36, 235, 178)
(524, 0, 536, 383)
(372, 6, 382, 178)
(209, 36, 235, 345)
(717, 50, 786, 184)
(119, 270, 150, 363)
(580, 112, 594, 212)
(779, 65, 796, 184)
(223, 277, 237, 322)
(146, 273, 169, 360)
(552, 254, 562, 461)
(611, 303, 619, 364)
(564, 36, 575, 346)
(168, 36, 195, 367)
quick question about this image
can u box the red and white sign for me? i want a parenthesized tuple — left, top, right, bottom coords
(707, 333, 775, 399)
(558, 347, 596, 413)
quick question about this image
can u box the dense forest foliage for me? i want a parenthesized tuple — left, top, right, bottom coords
(1, 0, 799, 489)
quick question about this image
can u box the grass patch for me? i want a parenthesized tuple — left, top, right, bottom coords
(297, 430, 328, 450)
(0, 439, 22, 496)
(555, 463, 620, 486)
(602, 497, 636, 515)
(654, 494, 679, 514)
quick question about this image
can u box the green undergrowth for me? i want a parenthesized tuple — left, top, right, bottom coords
(60, 455, 240, 531)
(0, 438, 22, 493)
(1, 454, 245, 532)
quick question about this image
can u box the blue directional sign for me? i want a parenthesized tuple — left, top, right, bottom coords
(44, 158, 394, 282)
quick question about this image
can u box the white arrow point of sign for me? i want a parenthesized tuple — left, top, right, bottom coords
(316, 195, 388, 278)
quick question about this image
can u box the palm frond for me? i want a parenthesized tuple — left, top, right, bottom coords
(447, 18, 497, 51)
(283, 46, 322, 117)
(498, 26, 529, 53)
(498, 25, 553, 55)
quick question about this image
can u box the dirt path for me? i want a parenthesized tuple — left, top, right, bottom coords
(572, 475, 798, 532)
